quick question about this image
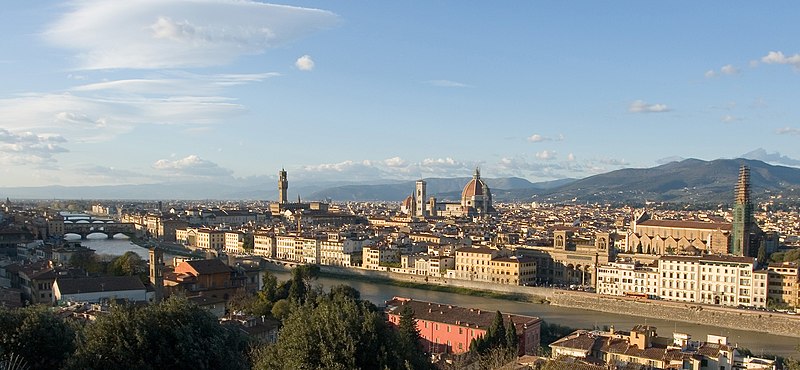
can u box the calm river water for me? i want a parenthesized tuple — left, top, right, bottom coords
(270, 271, 800, 357)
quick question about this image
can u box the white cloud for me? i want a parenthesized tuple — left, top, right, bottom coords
(535, 150, 556, 160)
(720, 64, 739, 75)
(295, 55, 315, 71)
(704, 70, 717, 78)
(527, 134, 547, 142)
(153, 154, 233, 177)
(44, 0, 340, 70)
(567, 153, 575, 161)
(424, 80, 471, 88)
(628, 100, 670, 113)
(383, 156, 406, 167)
(0, 129, 69, 166)
(777, 127, 800, 136)
(761, 51, 800, 68)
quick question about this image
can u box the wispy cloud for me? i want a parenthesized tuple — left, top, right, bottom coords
(777, 127, 800, 136)
(424, 80, 471, 88)
(721, 114, 740, 123)
(741, 148, 800, 166)
(44, 0, 339, 70)
(628, 100, 670, 113)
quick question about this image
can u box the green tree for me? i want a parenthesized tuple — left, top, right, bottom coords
(757, 244, 767, 265)
(396, 304, 430, 370)
(68, 249, 103, 273)
(328, 284, 361, 301)
(505, 318, 518, 354)
(271, 299, 292, 321)
(107, 251, 144, 276)
(253, 294, 423, 370)
(0, 306, 75, 369)
(68, 298, 248, 370)
(242, 234, 254, 253)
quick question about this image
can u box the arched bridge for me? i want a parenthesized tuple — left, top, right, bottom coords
(63, 222, 136, 239)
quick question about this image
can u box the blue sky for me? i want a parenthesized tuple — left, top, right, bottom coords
(1, 1, 800, 187)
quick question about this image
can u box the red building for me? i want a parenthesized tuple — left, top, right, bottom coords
(385, 297, 541, 355)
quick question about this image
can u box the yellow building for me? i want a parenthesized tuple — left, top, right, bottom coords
(767, 262, 799, 308)
(452, 246, 500, 282)
(488, 256, 536, 285)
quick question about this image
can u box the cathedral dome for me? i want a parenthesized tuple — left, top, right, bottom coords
(462, 178, 485, 198)
(402, 195, 413, 209)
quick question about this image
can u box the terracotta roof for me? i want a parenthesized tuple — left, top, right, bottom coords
(462, 178, 485, 198)
(56, 276, 145, 295)
(637, 219, 732, 231)
(385, 297, 540, 332)
(183, 259, 232, 275)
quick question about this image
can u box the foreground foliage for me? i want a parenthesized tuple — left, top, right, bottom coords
(68, 298, 248, 370)
(252, 290, 432, 370)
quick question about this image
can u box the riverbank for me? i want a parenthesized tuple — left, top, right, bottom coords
(261, 260, 800, 339)
(317, 270, 548, 304)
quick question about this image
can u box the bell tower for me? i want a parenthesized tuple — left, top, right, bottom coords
(278, 168, 288, 205)
(415, 180, 426, 218)
(149, 247, 164, 303)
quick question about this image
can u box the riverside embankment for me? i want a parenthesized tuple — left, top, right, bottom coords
(263, 261, 800, 340)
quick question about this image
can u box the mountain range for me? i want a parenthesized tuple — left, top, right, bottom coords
(2, 158, 799, 204)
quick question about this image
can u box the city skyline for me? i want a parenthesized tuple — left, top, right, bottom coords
(2, 1, 800, 187)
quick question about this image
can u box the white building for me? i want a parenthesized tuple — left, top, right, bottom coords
(597, 260, 659, 297)
(253, 231, 276, 258)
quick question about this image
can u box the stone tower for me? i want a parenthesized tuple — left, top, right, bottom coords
(149, 247, 164, 303)
(278, 168, 288, 205)
(415, 180, 426, 218)
(731, 165, 754, 256)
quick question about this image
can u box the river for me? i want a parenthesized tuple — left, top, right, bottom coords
(63, 234, 179, 263)
(270, 270, 800, 357)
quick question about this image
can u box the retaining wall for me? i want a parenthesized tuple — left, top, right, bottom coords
(261, 262, 800, 338)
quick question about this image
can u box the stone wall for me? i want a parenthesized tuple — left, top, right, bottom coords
(261, 261, 800, 338)
(548, 291, 800, 338)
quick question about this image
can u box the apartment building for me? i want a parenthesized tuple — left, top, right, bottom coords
(597, 260, 659, 297)
(767, 262, 799, 308)
(452, 246, 500, 281)
(657, 255, 765, 308)
(224, 231, 244, 255)
(253, 231, 276, 258)
(195, 229, 226, 251)
(362, 245, 399, 270)
(488, 256, 536, 285)
(319, 233, 369, 267)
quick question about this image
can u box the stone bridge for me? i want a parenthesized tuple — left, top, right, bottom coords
(63, 222, 136, 239)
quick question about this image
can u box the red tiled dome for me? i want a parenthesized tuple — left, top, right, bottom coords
(462, 179, 484, 198)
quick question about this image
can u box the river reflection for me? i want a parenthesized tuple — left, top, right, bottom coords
(271, 270, 800, 357)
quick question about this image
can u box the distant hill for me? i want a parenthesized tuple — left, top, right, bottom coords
(307, 177, 553, 201)
(506, 158, 800, 205)
(3, 158, 798, 204)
